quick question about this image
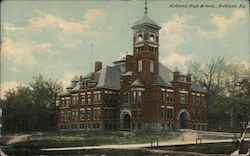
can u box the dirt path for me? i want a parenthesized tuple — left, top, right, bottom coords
(0, 148, 8, 156)
(6, 134, 31, 145)
(41, 138, 244, 151)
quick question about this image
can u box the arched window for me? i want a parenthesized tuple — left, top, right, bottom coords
(138, 34, 143, 42)
(150, 34, 155, 42)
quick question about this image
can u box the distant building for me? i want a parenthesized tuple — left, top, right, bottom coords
(58, 1, 207, 131)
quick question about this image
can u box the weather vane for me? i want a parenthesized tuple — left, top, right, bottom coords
(144, 0, 148, 16)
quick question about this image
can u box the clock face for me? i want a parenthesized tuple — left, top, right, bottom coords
(138, 34, 143, 42)
(150, 34, 155, 42)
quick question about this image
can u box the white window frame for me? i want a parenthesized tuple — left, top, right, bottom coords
(150, 60, 154, 72)
(138, 60, 142, 72)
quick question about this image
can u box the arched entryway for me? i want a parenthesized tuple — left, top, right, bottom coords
(123, 113, 131, 129)
(178, 110, 190, 129)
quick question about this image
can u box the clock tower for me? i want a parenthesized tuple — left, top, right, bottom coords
(131, 0, 161, 85)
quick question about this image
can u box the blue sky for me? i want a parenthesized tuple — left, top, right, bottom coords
(1, 0, 249, 98)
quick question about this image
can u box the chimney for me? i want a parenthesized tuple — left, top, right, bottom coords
(95, 61, 102, 72)
(186, 73, 192, 83)
(126, 55, 133, 72)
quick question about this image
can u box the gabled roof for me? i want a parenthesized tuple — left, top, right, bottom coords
(72, 82, 80, 91)
(71, 75, 79, 82)
(153, 75, 168, 86)
(131, 78, 144, 87)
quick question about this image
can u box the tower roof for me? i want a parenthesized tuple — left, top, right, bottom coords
(132, 0, 160, 29)
(133, 15, 160, 28)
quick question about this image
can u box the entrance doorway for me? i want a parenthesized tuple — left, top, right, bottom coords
(179, 111, 189, 129)
(123, 114, 131, 129)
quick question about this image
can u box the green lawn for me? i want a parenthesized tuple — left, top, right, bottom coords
(2, 130, 182, 148)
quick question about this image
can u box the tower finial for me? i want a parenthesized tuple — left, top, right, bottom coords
(144, 0, 148, 16)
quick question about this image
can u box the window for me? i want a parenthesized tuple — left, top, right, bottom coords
(179, 76, 186, 82)
(200, 96, 204, 105)
(71, 109, 78, 120)
(166, 108, 174, 118)
(138, 34, 143, 42)
(87, 108, 91, 120)
(150, 34, 155, 42)
(161, 91, 166, 102)
(138, 60, 142, 72)
(132, 90, 142, 102)
(104, 109, 108, 119)
(87, 92, 91, 104)
(196, 96, 200, 105)
(81, 94, 85, 104)
(80, 108, 85, 120)
(138, 123, 141, 129)
(97, 108, 101, 120)
(94, 93, 101, 103)
(192, 95, 196, 105)
(180, 93, 188, 103)
(123, 92, 130, 104)
(150, 60, 154, 72)
(137, 91, 142, 102)
(161, 90, 174, 103)
(167, 92, 174, 102)
(133, 91, 136, 101)
(138, 111, 142, 118)
(93, 108, 97, 120)
(71, 95, 78, 105)
(93, 108, 101, 120)
(66, 100, 69, 107)
(61, 112, 64, 122)
(161, 107, 165, 119)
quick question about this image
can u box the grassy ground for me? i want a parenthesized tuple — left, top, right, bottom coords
(2, 130, 182, 148)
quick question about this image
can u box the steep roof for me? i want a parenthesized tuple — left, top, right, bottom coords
(159, 63, 173, 86)
(133, 15, 160, 28)
(72, 82, 80, 91)
(191, 81, 206, 92)
(96, 66, 121, 90)
(131, 78, 144, 87)
(64, 62, 205, 93)
(153, 75, 168, 86)
(71, 75, 79, 82)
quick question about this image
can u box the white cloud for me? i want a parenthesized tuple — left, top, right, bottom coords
(2, 22, 25, 32)
(160, 51, 193, 72)
(58, 35, 83, 48)
(1, 37, 54, 67)
(160, 15, 193, 52)
(161, 15, 193, 34)
(199, 10, 246, 38)
(27, 9, 105, 34)
(0, 81, 18, 99)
